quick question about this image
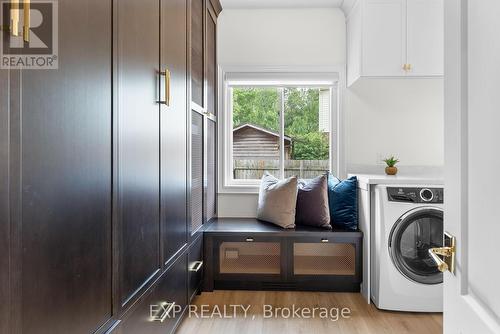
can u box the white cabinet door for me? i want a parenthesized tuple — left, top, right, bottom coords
(406, 0, 444, 76)
(363, 0, 406, 76)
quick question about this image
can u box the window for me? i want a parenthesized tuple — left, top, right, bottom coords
(222, 71, 340, 191)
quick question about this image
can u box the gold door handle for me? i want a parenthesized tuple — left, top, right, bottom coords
(428, 247, 454, 272)
(428, 232, 456, 274)
(23, 0, 29, 42)
(11, 0, 19, 37)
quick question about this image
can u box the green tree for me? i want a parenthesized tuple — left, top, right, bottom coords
(232, 87, 330, 160)
(232, 88, 280, 132)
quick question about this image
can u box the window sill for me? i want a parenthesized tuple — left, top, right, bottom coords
(219, 183, 260, 194)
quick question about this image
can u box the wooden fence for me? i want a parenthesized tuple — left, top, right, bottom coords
(233, 159, 329, 180)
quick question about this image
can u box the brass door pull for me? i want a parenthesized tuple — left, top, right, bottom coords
(23, 0, 30, 42)
(428, 232, 456, 273)
(11, 0, 19, 37)
(158, 69, 171, 106)
(428, 247, 454, 272)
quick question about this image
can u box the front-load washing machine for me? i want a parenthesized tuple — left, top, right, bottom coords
(371, 185, 443, 312)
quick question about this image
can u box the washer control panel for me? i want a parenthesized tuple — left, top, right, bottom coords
(387, 187, 444, 204)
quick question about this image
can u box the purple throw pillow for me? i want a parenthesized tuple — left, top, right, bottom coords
(295, 174, 331, 229)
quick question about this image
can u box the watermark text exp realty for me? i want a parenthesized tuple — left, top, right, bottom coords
(150, 304, 352, 322)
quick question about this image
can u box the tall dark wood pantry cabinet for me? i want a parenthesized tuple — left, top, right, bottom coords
(0, 0, 221, 333)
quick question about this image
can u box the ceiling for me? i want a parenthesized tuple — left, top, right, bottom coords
(220, 0, 344, 9)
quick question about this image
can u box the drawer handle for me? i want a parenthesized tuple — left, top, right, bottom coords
(189, 261, 203, 272)
(245, 237, 254, 242)
(153, 302, 176, 322)
(321, 238, 329, 243)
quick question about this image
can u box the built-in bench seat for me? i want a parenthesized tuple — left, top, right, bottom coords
(202, 218, 363, 292)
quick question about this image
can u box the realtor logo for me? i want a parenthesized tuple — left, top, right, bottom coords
(1, 0, 58, 69)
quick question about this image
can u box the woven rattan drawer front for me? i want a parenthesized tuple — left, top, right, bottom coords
(219, 241, 281, 275)
(293, 243, 356, 276)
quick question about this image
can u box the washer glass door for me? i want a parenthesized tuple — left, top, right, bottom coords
(389, 207, 443, 284)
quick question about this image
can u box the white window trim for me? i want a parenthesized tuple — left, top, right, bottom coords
(218, 65, 347, 194)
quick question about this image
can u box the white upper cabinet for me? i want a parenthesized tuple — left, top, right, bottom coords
(363, 0, 406, 77)
(406, 0, 444, 76)
(343, 0, 444, 86)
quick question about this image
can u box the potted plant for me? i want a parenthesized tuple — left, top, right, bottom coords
(383, 156, 399, 175)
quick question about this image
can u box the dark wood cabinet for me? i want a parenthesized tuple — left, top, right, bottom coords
(190, 0, 205, 108)
(206, 2, 218, 116)
(118, 254, 188, 334)
(2, 1, 113, 333)
(0, 67, 9, 334)
(189, 0, 221, 241)
(115, 0, 161, 307)
(188, 235, 204, 301)
(160, 0, 189, 267)
(1, 0, 221, 333)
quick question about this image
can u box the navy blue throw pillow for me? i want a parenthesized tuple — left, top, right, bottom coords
(327, 174, 358, 230)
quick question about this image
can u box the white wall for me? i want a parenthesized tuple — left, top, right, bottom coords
(217, 8, 444, 218)
(346, 78, 444, 169)
(218, 8, 346, 66)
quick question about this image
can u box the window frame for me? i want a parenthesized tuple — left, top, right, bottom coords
(218, 66, 346, 194)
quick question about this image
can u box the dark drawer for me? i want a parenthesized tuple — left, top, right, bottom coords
(118, 255, 188, 334)
(188, 236, 203, 301)
(213, 235, 286, 282)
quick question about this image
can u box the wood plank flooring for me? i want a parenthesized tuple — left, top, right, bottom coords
(177, 291, 442, 334)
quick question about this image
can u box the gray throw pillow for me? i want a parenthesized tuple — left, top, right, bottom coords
(257, 173, 298, 229)
(296, 174, 331, 229)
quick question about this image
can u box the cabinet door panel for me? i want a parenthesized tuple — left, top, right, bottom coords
(161, 0, 188, 265)
(206, 119, 216, 222)
(363, 0, 406, 76)
(191, 0, 204, 106)
(206, 7, 217, 115)
(191, 111, 204, 234)
(117, 0, 161, 304)
(18, 1, 112, 333)
(188, 236, 204, 301)
(0, 69, 9, 334)
(407, 0, 444, 76)
(119, 255, 188, 334)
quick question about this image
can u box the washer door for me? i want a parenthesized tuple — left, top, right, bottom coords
(389, 207, 443, 285)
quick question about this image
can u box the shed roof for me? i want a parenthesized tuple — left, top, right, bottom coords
(233, 123, 292, 143)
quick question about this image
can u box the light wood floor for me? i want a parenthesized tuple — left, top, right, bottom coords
(177, 290, 442, 334)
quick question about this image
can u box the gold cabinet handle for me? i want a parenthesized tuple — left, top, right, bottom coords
(403, 64, 413, 72)
(10, 0, 19, 36)
(152, 302, 176, 322)
(189, 261, 203, 272)
(23, 0, 29, 42)
(158, 69, 171, 106)
(165, 68, 171, 106)
(429, 245, 455, 273)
